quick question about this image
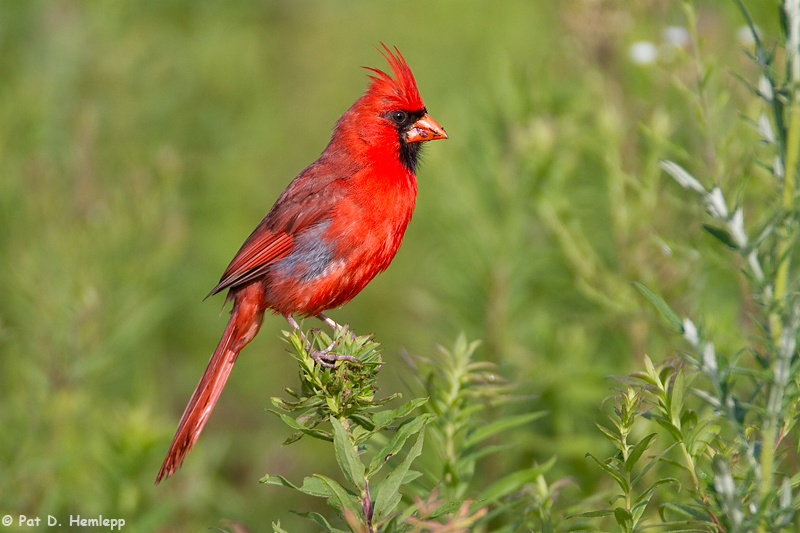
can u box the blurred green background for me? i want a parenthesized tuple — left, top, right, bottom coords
(0, 1, 777, 531)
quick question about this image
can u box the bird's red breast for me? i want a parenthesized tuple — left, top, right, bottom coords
(208, 45, 447, 317)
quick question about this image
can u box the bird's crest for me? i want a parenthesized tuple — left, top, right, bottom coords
(363, 44, 425, 111)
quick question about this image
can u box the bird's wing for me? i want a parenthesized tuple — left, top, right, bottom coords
(206, 163, 352, 297)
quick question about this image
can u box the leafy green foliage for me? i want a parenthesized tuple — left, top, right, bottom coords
(580, 389, 679, 533)
(264, 329, 552, 532)
(577, 2, 800, 531)
(263, 326, 472, 532)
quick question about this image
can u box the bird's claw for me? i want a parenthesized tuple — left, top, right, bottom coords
(309, 340, 360, 368)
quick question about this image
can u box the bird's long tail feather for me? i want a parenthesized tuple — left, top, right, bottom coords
(156, 289, 264, 484)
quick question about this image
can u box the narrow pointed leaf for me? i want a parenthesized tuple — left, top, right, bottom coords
(315, 474, 364, 522)
(654, 417, 684, 442)
(298, 476, 332, 498)
(702, 224, 738, 249)
(368, 414, 434, 476)
(596, 423, 622, 447)
(331, 417, 365, 492)
(686, 420, 718, 456)
(577, 510, 615, 518)
(373, 420, 429, 521)
(292, 511, 348, 533)
(631, 443, 678, 486)
(478, 456, 556, 503)
(261, 474, 300, 489)
(371, 398, 429, 430)
(624, 433, 657, 473)
(586, 453, 629, 493)
(614, 507, 632, 532)
(669, 370, 687, 426)
(634, 283, 683, 332)
(464, 411, 546, 448)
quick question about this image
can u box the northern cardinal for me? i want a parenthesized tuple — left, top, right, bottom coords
(156, 45, 446, 483)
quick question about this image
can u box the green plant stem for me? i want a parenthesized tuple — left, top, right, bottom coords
(442, 360, 466, 486)
(771, 99, 798, 340)
(763, 0, 800, 510)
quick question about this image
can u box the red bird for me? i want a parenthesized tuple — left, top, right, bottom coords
(156, 46, 446, 483)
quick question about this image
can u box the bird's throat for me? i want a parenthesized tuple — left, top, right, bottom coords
(398, 138, 422, 174)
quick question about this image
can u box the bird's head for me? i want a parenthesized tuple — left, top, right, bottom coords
(334, 45, 447, 174)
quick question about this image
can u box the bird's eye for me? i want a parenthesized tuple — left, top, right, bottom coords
(390, 110, 408, 124)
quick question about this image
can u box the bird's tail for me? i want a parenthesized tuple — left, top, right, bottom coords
(156, 290, 264, 484)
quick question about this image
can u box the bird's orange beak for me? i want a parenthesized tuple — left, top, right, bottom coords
(406, 113, 448, 143)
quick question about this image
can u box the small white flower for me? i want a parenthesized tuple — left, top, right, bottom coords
(662, 26, 690, 47)
(774, 155, 784, 179)
(629, 41, 658, 65)
(728, 208, 747, 247)
(748, 250, 765, 282)
(703, 342, 718, 374)
(758, 76, 774, 102)
(713, 460, 734, 497)
(683, 318, 699, 347)
(781, 477, 792, 509)
(707, 187, 729, 219)
(758, 113, 776, 144)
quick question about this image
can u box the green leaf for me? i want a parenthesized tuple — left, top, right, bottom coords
(402, 469, 423, 484)
(614, 507, 632, 533)
(631, 478, 678, 524)
(686, 420, 718, 456)
(702, 224, 738, 249)
(463, 411, 546, 448)
(260, 474, 332, 498)
(315, 474, 364, 522)
(631, 443, 678, 486)
(624, 433, 657, 473)
(371, 398, 429, 430)
(680, 409, 698, 430)
(272, 411, 333, 441)
(586, 453, 629, 494)
(577, 510, 615, 518)
(669, 370, 687, 427)
(331, 417, 365, 492)
(637, 478, 679, 505)
(627, 371, 658, 387)
(368, 414, 435, 476)
(634, 282, 683, 332)
(659, 502, 714, 521)
(297, 476, 332, 498)
(292, 511, 348, 533)
(260, 473, 299, 488)
(654, 417, 684, 442)
(373, 419, 429, 521)
(642, 355, 663, 389)
(596, 423, 622, 447)
(478, 456, 556, 503)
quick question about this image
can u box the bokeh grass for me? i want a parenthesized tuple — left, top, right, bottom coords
(0, 1, 779, 531)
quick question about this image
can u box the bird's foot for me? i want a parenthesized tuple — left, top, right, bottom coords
(284, 314, 359, 366)
(315, 313, 357, 340)
(309, 339, 360, 368)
